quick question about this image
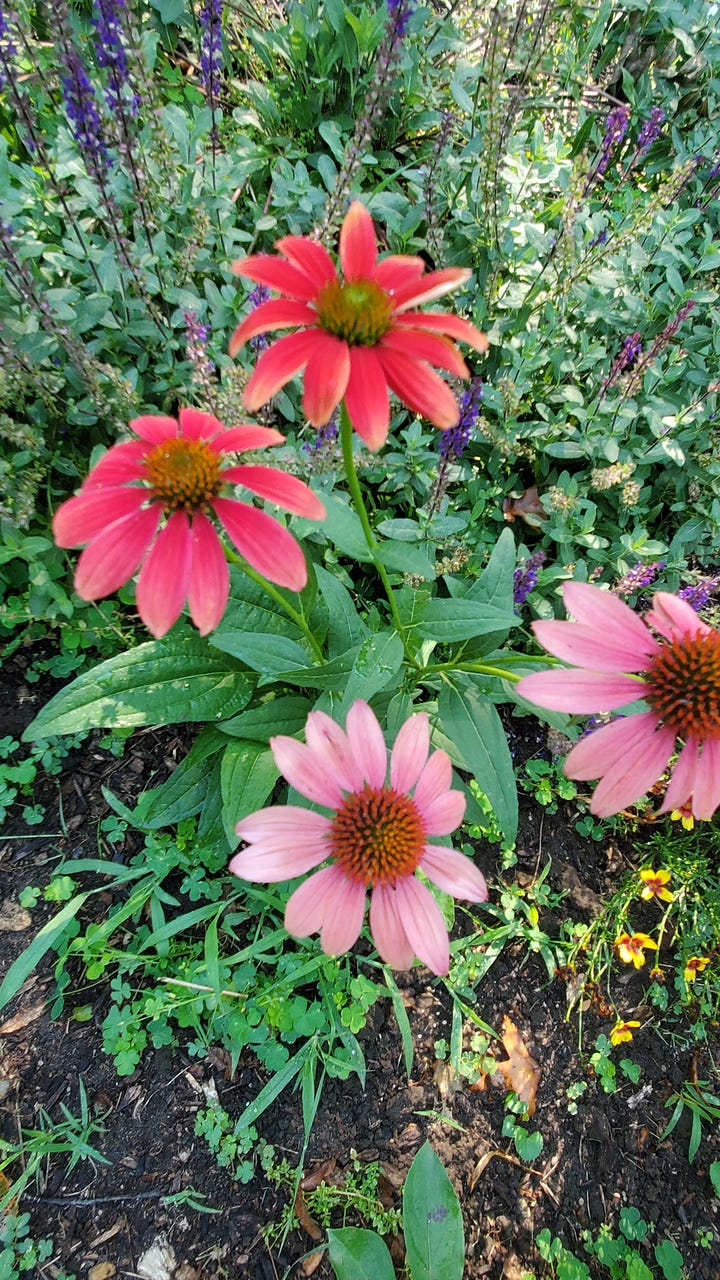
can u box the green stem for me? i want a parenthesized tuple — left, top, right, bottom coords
(225, 550, 324, 662)
(339, 404, 409, 648)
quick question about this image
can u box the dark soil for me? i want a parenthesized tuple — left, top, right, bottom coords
(1, 652, 718, 1280)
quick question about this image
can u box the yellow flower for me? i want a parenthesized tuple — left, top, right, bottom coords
(616, 932, 658, 968)
(670, 805, 694, 831)
(649, 966, 665, 983)
(610, 1019, 641, 1046)
(683, 956, 710, 982)
(639, 868, 675, 902)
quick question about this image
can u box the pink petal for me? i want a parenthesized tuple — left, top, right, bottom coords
(130, 414, 178, 444)
(73, 505, 160, 599)
(339, 202, 377, 281)
(560, 582, 661, 666)
(530, 620, 660, 674)
(187, 511, 229, 635)
(659, 740, 700, 814)
(376, 348, 460, 430)
(232, 807, 331, 880)
(302, 335, 351, 426)
(394, 311, 489, 351)
(242, 330, 321, 411)
(414, 750, 453, 813)
(563, 713, 664, 780)
(320, 875, 367, 956)
(344, 347, 390, 451)
(645, 591, 712, 642)
(81, 440, 150, 489)
(392, 267, 472, 312)
(269, 735, 345, 808)
(231, 254, 319, 302)
(54, 487, 147, 546)
(179, 407, 224, 440)
(304, 710, 365, 793)
(420, 788, 466, 836)
(369, 883, 416, 969)
(381, 328, 469, 378)
(275, 236, 337, 290)
(346, 700, 387, 789)
(222, 465, 326, 519)
(227, 299, 316, 356)
(212, 425, 285, 454)
(135, 510, 192, 638)
(212, 497, 308, 591)
(284, 864, 350, 937)
(373, 255, 426, 293)
(390, 713, 430, 793)
(690, 739, 720, 820)
(420, 845, 488, 902)
(393, 877, 450, 976)
(588, 723, 675, 817)
(517, 669, 646, 712)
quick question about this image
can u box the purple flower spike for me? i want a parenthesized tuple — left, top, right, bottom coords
(437, 377, 483, 460)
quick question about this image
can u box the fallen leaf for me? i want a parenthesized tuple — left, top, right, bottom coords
(494, 1016, 540, 1116)
(300, 1157, 338, 1191)
(88, 1264, 116, 1280)
(137, 1235, 176, 1280)
(0, 1002, 45, 1035)
(433, 1058, 460, 1102)
(89, 1219, 126, 1248)
(298, 1248, 325, 1276)
(502, 486, 544, 527)
(0, 900, 31, 932)
(293, 1188, 323, 1242)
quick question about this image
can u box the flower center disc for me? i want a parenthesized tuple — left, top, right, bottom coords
(329, 785, 426, 886)
(145, 437, 222, 512)
(315, 278, 393, 346)
(645, 630, 720, 741)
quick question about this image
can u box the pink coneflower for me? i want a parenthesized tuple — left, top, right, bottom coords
(228, 201, 488, 451)
(517, 583, 720, 820)
(230, 700, 488, 975)
(53, 408, 325, 639)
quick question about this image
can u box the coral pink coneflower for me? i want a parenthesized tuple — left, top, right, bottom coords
(517, 582, 720, 820)
(53, 408, 325, 639)
(230, 700, 488, 975)
(228, 201, 489, 451)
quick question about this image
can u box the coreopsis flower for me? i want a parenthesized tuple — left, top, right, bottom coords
(683, 955, 710, 982)
(230, 700, 488, 975)
(671, 804, 695, 831)
(616, 932, 658, 968)
(517, 584, 720, 820)
(53, 408, 325, 638)
(229, 201, 488, 451)
(610, 1019, 641, 1046)
(639, 868, 675, 902)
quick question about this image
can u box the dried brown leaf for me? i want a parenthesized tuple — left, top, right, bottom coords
(494, 1016, 540, 1116)
(293, 1188, 323, 1242)
(0, 1002, 45, 1035)
(88, 1264, 116, 1280)
(300, 1157, 338, 1191)
(502, 486, 544, 527)
(298, 1248, 325, 1276)
(0, 900, 31, 932)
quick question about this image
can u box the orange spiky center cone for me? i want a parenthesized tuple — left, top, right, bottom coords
(645, 630, 720, 741)
(315, 279, 393, 346)
(145, 437, 222, 512)
(329, 785, 426, 886)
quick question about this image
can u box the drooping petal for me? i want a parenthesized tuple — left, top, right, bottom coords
(269, 735, 345, 808)
(517, 669, 646, 712)
(392, 877, 451, 976)
(376, 347, 461, 430)
(659, 740, 700, 814)
(222, 465, 326, 519)
(690, 738, 720, 820)
(73, 505, 160, 599)
(135, 510, 192, 638)
(284, 864, 349, 938)
(645, 591, 712, 642)
(413, 750, 453, 814)
(420, 788, 466, 836)
(275, 236, 337, 290)
(231, 254, 319, 301)
(394, 310, 489, 351)
(179, 407, 224, 440)
(380, 329, 470, 378)
(369, 883, 416, 969)
(211, 425, 285, 454)
(54, 487, 147, 546)
(130, 414, 179, 444)
(560, 582, 661, 665)
(390, 712, 430, 793)
(304, 710, 365, 793)
(302, 335, 351, 426)
(343, 347, 390, 451)
(392, 267, 472, 312)
(346, 700, 387, 788)
(186, 511, 229, 635)
(530, 620, 660, 674)
(227, 299, 316, 356)
(373, 255, 426, 293)
(81, 440, 150, 489)
(562, 712, 666, 780)
(420, 845, 488, 902)
(231, 807, 331, 880)
(339, 201, 377, 281)
(587, 723, 676, 817)
(243, 330, 321, 411)
(212, 497, 308, 591)
(320, 875, 367, 956)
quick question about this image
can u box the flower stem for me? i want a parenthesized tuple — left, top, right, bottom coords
(339, 404, 409, 647)
(225, 550, 324, 662)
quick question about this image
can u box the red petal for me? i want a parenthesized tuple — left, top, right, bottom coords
(343, 347, 390, 451)
(228, 299, 316, 357)
(274, 236, 337, 289)
(135, 511, 192, 638)
(53, 487, 147, 546)
(243, 330, 321, 411)
(374, 255, 426, 293)
(212, 425, 285, 454)
(187, 511, 229, 635)
(231, 254, 319, 301)
(302, 335, 350, 425)
(222, 465, 326, 518)
(381, 328, 469, 378)
(212, 498, 308, 591)
(73, 505, 160, 599)
(392, 267, 472, 312)
(339, 202, 377, 281)
(130, 414, 178, 444)
(179, 407, 225, 440)
(394, 310, 489, 351)
(82, 440, 150, 489)
(376, 348, 460, 429)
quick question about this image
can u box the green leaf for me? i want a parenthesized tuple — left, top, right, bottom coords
(0, 893, 91, 1011)
(375, 540, 436, 579)
(219, 695, 312, 741)
(24, 637, 254, 738)
(437, 681, 518, 843)
(220, 740, 278, 844)
(465, 528, 516, 613)
(143, 728, 225, 828)
(411, 598, 517, 643)
(340, 632, 405, 711)
(326, 1228, 396, 1280)
(384, 969, 414, 1076)
(709, 1160, 720, 1195)
(211, 631, 313, 674)
(653, 1240, 684, 1280)
(274, 644, 364, 692)
(317, 490, 373, 561)
(213, 567, 307, 639)
(316, 565, 370, 656)
(513, 1127, 543, 1162)
(403, 1142, 464, 1280)
(233, 1040, 315, 1134)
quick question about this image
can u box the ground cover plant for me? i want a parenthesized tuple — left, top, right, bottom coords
(0, 0, 719, 1274)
